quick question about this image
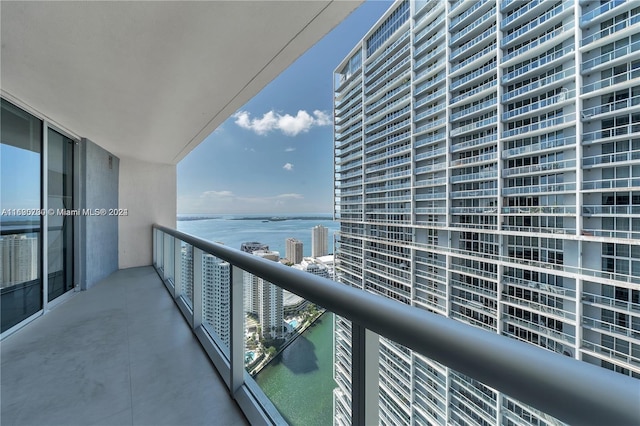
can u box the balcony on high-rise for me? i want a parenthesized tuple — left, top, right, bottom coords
(2, 1, 640, 425)
(0, 1, 361, 424)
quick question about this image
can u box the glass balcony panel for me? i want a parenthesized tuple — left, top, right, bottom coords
(450, 0, 489, 30)
(582, 13, 640, 46)
(503, 89, 575, 121)
(581, 0, 626, 25)
(502, 135, 575, 158)
(502, 159, 576, 177)
(501, 0, 572, 48)
(582, 178, 640, 190)
(502, 113, 575, 139)
(449, 7, 494, 46)
(451, 80, 497, 105)
(581, 339, 640, 368)
(450, 45, 494, 75)
(581, 94, 640, 119)
(450, 25, 496, 61)
(582, 67, 640, 93)
(582, 40, 640, 72)
(502, 45, 574, 84)
(502, 182, 576, 196)
(180, 242, 195, 308)
(501, 0, 544, 29)
(503, 67, 574, 103)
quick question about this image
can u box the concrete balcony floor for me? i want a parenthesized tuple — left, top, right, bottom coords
(1, 266, 247, 426)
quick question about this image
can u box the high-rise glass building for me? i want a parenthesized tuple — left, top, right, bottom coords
(286, 237, 304, 264)
(202, 254, 231, 347)
(243, 249, 284, 339)
(312, 224, 330, 257)
(333, 0, 640, 424)
(181, 247, 231, 346)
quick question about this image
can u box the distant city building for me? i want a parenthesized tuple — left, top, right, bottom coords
(240, 241, 269, 254)
(311, 225, 329, 257)
(0, 235, 38, 288)
(315, 255, 335, 280)
(180, 245, 194, 301)
(180, 246, 231, 346)
(202, 254, 231, 347)
(283, 290, 308, 316)
(244, 249, 284, 339)
(292, 257, 330, 279)
(285, 257, 332, 315)
(240, 241, 269, 319)
(285, 238, 303, 264)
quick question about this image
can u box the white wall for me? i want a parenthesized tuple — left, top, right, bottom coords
(118, 156, 176, 268)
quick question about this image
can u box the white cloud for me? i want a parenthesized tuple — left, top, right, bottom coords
(312, 110, 331, 126)
(203, 190, 234, 197)
(284, 147, 296, 152)
(276, 193, 303, 199)
(233, 109, 332, 136)
(283, 163, 294, 171)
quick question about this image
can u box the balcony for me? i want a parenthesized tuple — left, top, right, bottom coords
(150, 224, 637, 425)
(1, 266, 247, 425)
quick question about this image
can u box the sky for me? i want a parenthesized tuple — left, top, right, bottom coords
(177, 1, 393, 215)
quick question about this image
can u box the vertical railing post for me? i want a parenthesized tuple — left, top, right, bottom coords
(163, 233, 172, 281)
(193, 248, 203, 329)
(157, 230, 164, 271)
(352, 322, 379, 425)
(173, 239, 182, 298)
(152, 228, 157, 266)
(230, 265, 245, 395)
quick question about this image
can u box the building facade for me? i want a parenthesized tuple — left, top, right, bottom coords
(240, 242, 269, 315)
(202, 254, 231, 347)
(286, 237, 304, 264)
(312, 224, 330, 257)
(333, 0, 640, 424)
(243, 249, 284, 339)
(292, 257, 331, 279)
(180, 247, 231, 346)
(0, 235, 38, 288)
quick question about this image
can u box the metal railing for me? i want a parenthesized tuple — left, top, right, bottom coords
(152, 224, 639, 426)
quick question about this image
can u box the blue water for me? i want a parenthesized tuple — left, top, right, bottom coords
(177, 213, 339, 257)
(255, 313, 336, 425)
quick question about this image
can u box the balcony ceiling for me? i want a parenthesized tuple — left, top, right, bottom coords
(0, 1, 361, 164)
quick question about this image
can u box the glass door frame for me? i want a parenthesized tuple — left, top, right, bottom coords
(42, 121, 79, 312)
(0, 98, 80, 339)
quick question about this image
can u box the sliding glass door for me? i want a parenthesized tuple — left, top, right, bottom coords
(47, 128, 74, 302)
(1, 99, 76, 334)
(1, 99, 43, 332)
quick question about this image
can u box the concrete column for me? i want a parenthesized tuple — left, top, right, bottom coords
(118, 156, 176, 269)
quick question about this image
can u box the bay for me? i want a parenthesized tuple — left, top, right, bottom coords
(255, 312, 336, 426)
(177, 214, 339, 425)
(177, 213, 339, 257)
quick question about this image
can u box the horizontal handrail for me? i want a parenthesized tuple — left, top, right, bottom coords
(154, 224, 639, 426)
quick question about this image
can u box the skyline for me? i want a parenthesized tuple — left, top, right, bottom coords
(177, 1, 392, 215)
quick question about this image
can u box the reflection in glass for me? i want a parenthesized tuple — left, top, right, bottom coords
(47, 128, 74, 301)
(0, 99, 42, 333)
